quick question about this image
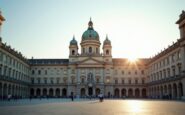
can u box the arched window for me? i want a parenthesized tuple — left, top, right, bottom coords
(89, 47, 92, 53)
(106, 50, 109, 55)
(72, 50, 75, 55)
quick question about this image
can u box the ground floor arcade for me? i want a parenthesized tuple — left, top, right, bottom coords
(0, 81, 29, 100)
(30, 85, 147, 98)
(149, 80, 185, 99)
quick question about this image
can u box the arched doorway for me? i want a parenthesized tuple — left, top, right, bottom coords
(56, 88, 60, 97)
(15, 86, 18, 96)
(135, 88, 140, 98)
(108, 92, 111, 98)
(81, 88, 85, 97)
(12, 85, 15, 96)
(142, 88, 146, 98)
(43, 88, 47, 97)
(128, 88, 133, 98)
(114, 88, 120, 98)
(173, 83, 177, 99)
(0, 83, 2, 99)
(36, 88, 41, 97)
(164, 85, 167, 95)
(95, 88, 100, 96)
(88, 87, 93, 96)
(168, 84, 172, 99)
(8, 84, 11, 95)
(178, 82, 183, 98)
(49, 88, 53, 97)
(30, 88, 34, 97)
(3, 84, 7, 99)
(62, 88, 67, 97)
(160, 86, 163, 98)
(121, 89, 126, 97)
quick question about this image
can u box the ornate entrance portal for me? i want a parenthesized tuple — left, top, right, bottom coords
(88, 87, 93, 96)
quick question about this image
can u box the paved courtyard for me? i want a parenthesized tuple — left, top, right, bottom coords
(0, 99, 185, 115)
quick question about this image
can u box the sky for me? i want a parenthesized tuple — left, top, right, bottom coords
(0, 0, 185, 59)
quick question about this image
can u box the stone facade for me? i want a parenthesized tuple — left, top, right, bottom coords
(0, 11, 185, 99)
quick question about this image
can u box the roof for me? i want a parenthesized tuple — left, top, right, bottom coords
(176, 10, 185, 24)
(113, 58, 150, 66)
(29, 59, 69, 65)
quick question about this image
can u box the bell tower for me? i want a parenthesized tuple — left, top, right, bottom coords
(103, 35, 112, 63)
(176, 10, 185, 39)
(69, 35, 78, 56)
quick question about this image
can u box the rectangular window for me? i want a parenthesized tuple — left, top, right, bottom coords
(96, 78, 99, 83)
(37, 78, 40, 84)
(122, 70, 124, 75)
(115, 79, 118, 84)
(45, 70, 47, 75)
(172, 54, 175, 62)
(50, 78, 54, 84)
(122, 79, 124, 84)
(178, 65, 181, 75)
(129, 79, 131, 84)
(141, 70, 144, 75)
(167, 57, 169, 64)
(135, 71, 137, 75)
(177, 50, 181, 60)
(142, 79, 145, 84)
(81, 78, 84, 83)
(172, 67, 175, 76)
(31, 78, 34, 84)
(57, 78, 60, 84)
(44, 78, 47, 84)
(167, 68, 170, 77)
(135, 79, 138, 84)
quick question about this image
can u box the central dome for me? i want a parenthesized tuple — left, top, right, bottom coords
(82, 18, 99, 41)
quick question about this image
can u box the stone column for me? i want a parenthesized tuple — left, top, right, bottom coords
(40, 88, 43, 96)
(139, 88, 142, 97)
(47, 88, 49, 95)
(93, 87, 95, 96)
(53, 88, 56, 97)
(60, 88, 62, 96)
(1, 84, 3, 100)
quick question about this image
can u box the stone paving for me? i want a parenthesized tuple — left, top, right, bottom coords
(0, 99, 185, 115)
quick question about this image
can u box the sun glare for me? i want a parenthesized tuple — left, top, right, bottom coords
(128, 56, 138, 62)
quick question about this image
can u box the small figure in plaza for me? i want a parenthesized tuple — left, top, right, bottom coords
(71, 94, 74, 101)
(71, 95, 74, 101)
(7, 94, 11, 101)
(98, 93, 104, 102)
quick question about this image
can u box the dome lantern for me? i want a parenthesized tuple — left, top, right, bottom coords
(103, 35, 111, 45)
(81, 18, 100, 41)
(70, 35, 78, 45)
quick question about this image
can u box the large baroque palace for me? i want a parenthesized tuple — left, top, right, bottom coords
(0, 11, 185, 100)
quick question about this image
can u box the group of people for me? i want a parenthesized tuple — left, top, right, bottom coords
(69, 93, 104, 102)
